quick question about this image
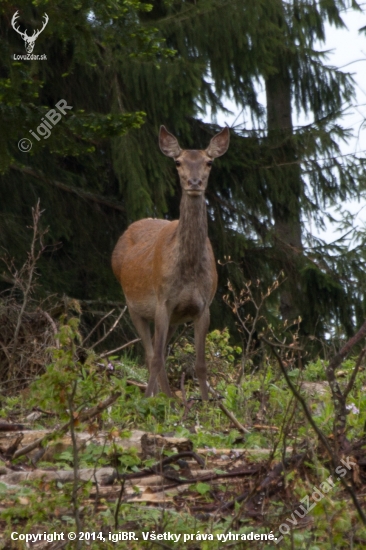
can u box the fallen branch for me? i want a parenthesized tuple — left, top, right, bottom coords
(125, 379, 146, 391)
(0, 422, 25, 432)
(251, 424, 279, 432)
(3, 435, 24, 459)
(109, 452, 261, 487)
(196, 447, 292, 455)
(0, 467, 115, 486)
(12, 391, 122, 460)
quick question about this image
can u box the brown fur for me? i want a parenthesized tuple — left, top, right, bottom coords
(112, 126, 230, 399)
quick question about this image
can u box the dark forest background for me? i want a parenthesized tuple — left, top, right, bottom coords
(1, 0, 366, 353)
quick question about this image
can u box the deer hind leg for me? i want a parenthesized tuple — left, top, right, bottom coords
(128, 309, 157, 395)
(194, 309, 210, 401)
(145, 306, 173, 398)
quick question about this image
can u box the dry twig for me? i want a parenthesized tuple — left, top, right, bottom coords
(98, 338, 141, 359)
(207, 383, 250, 434)
(82, 309, 115, 346)
(90, 307, 127, 350)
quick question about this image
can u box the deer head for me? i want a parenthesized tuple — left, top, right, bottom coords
(11, 11, 49, 54)
(159, 126, 230, 196)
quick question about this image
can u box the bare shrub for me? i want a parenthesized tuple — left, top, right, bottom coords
(0, 201, 59, 394)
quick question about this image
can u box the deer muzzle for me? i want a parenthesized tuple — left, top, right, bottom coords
(187, 178, 203, 196)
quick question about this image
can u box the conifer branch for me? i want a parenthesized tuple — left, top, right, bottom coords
(10, 165, 125, 212)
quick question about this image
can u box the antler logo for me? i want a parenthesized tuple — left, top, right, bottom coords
(11, 11, 49, 54)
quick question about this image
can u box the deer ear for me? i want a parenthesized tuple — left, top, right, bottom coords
(206, 127, 230, 158)
(159, 126, 182, 158)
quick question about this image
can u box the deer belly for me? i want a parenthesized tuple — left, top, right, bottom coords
(170, 292, 205, 323)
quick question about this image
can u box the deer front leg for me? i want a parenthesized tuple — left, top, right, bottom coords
(145, 306, 173, 398)
(150, 324, 177, 396)
(194, 309, 210, 401)
(129, 309, 158, 395)
(158, 324, 177, 394)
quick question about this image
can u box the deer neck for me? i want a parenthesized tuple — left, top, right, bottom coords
(176, 192, 208, 272)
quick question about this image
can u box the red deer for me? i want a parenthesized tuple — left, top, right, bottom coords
(112, 126, 230, 399)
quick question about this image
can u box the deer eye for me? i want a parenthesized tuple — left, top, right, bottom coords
(207, 160, 213, 167)
(175, 160, 181, 167)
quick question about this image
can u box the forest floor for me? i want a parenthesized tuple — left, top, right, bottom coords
(1, 319, 366, 550)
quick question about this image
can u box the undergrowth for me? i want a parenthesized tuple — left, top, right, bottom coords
(1, 315, 366, 549)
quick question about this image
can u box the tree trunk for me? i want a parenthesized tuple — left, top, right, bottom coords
(265, 66, 303, 323)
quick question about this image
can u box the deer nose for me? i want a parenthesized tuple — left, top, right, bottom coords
(188, 178, 202, 188)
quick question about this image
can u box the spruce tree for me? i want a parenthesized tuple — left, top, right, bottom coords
(1, 0, 366, 345)
(0, 0, 174, 298)
(147, 0, 366, 339)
